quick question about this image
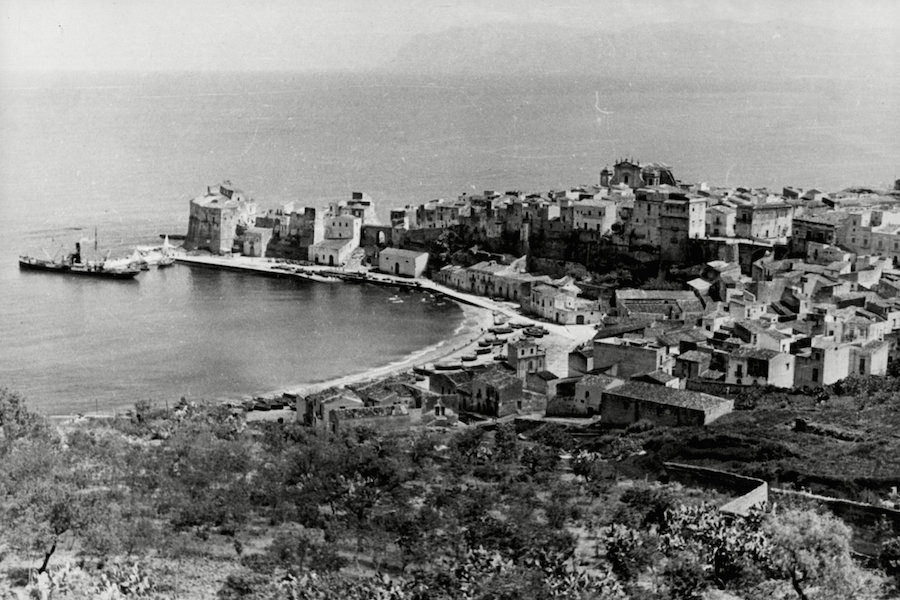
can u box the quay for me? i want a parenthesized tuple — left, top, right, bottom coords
(175, 254, 540, 321)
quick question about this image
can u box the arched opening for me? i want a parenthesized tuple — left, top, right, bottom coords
(394, 262, 400, 275)
(328, 255, 334, 266)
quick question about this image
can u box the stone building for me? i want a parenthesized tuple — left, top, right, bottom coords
(378, 248, 429, 277)
(706, 204, 736, 238)
(526, 281, 603, 325)
(734, 201, 793, 244)
(660, 196, 708, 262)
(184, 181, 258, 254)
(506, 339, 546, 379)
(310, 210, 362, 266)
(573, 198, 617, 234)
(242, 226, 272, 257)
(602, 159, 677, 190)
(300, 387, 363, 429)
(601, 381, 733, 427)
(725, 347, 795, 388)
(465, 368, 524, 418)
(329, 404, 411, 433)
(289, 207, 326, 251)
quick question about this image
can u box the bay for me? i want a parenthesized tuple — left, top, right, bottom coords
(1, 71, 897, 414)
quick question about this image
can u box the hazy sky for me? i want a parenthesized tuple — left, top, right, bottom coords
(2, 0, 898, 72)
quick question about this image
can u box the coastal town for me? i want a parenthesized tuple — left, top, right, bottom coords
(174, 161, 900, 440)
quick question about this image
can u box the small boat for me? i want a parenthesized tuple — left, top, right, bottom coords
(306, 273, 340, 283)
(461, 354, 477, 362)
(475, 346, 492, 355)
(157, 256, 176, 268)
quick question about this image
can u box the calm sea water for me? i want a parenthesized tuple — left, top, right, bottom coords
(1, 71, 897, 413)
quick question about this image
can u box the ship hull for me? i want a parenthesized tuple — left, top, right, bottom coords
(18, 257, 140, 280)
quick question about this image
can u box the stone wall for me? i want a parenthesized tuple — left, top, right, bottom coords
(545, 396, 590, 417)
(685, 378, 755, 398)
(664, 462, 768, 516)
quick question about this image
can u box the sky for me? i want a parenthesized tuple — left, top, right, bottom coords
(1, 0, 899, 73)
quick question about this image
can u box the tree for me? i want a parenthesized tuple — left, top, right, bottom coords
(763, 508, 886, 600)
(155, 423, 253, 533)
(0, 387, 49, 447)
(520, 444, 559, 477)
(880, 536, 900, 585)
(242, 524, 346, 576)
(492, 423, 519, 464)
(0, 436, 100, 572)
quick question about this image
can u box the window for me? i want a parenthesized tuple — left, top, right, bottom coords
(860, 358, 866, 374)
(812, 368, 819, 381)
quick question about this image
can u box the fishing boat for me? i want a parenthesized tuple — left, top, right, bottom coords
(19, 241, 141, 280)
(157, 255, 176, 268)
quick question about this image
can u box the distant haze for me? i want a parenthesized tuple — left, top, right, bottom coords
(1, 0, 898, 74)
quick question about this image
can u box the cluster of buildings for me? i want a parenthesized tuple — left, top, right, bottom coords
(297, 336, 735, 435)
(184, 185, 429, 277)
(185, 163, 900, 433)
(434, 257, 604, 324)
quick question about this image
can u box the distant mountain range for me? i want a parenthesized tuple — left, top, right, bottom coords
(382, 20, 898, 81)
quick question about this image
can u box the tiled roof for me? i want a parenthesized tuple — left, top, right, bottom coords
(474, 368, 521, 389)
(677, 350, 711, 363)
(593, 319, 654, 340)
(336, 404, 409, 420)
(731, 347, 782, 360)
(632, 370, 678, 383)
(580, 374, 624, 388)
(857, 340, 889, 354)
(605, 381, 730, 412)
(380, 248, 428, 260)
(617, 289, 698, 301)
(532, 370, 559, 381)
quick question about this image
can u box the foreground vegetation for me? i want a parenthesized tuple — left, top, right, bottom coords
(1, 387, 898, 599)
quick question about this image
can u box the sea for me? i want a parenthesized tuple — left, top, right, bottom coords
(1, 71, 898, 415)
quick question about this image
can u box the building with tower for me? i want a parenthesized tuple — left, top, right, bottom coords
(601, 159, 677, 189)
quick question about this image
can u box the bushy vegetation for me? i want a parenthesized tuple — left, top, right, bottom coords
(0, 388, 896, 599)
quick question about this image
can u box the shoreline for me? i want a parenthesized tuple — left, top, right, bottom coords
(50, 254, 598, 420)
(265, 301, 496, 402)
